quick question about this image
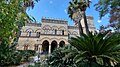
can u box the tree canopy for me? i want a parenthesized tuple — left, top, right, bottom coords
(0, 0, 39, 44)
(94, 0, 120, 30)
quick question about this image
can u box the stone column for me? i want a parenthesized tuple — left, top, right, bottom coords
(38, 44, 42, 54)
(49, 44, 51, 54)
(57, 44, 59, 48)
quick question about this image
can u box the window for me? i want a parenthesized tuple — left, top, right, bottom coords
(55, 29, 57, 35)
(62, 30, 64, 35)
(36, 32, 40, 37)
(28, 31, 31, 37)
(34, 44, 38, 51)
(24, 45, 28, 50)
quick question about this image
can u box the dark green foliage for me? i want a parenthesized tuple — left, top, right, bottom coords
(69, 32, 120, 66)
(0, 41, 22, 66)
(45, 32, 120, 67)
(0, 40, 36, 66)
(0, 0, 40, 44)
(0, 0, 39, 66)
(18, 50, 36, 62)
(47, 46, 77, 67)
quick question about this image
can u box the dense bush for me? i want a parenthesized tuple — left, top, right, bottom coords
(18, 50, 36, 62)
(46, 46, 77, 67)
(46, 32, 120, 67)
(0, 40, 36, 66)
(0, 41, 22, 66)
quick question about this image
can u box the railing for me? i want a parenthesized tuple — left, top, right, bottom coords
(20, 33, 68, 38)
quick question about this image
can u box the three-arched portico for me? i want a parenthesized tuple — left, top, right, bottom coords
(38, 39, 66, 54)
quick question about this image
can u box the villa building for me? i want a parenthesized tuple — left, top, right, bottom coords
(17, 16, 96, 54)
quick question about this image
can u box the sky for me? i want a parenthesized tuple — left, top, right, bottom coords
(27, 0, 110, 30)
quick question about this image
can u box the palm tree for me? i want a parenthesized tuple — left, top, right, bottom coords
(68, 32, 120, 66)
(68, 0, 91, 35)
(24, 0, 40, 8)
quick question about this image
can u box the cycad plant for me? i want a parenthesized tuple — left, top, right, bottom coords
(69, 32, 120, 66)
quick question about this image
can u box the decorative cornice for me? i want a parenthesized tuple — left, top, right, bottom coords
(26, 23, 41, 27)
(68, 26, 79, 29)
(42, 17, 68, 24)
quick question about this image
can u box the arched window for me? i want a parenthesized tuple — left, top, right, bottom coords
(27, 31, 32, 37)
(36, 32, 40, 37)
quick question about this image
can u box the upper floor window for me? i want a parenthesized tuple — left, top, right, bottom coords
(62, 30, 64, 35)
(55, 29, 57, 35)
(36, 32, 40, 37)
(29, 31, 31, 37)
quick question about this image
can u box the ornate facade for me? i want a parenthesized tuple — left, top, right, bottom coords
(17, 16, 96, 54)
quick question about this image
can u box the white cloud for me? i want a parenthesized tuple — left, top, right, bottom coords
(64, 9, 67, 14)
(49, 1, 53, 4)
(97, 20, 102, 23)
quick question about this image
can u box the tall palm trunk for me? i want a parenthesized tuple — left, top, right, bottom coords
(78, 20, 83, 36)
(83, 11, 90, 34)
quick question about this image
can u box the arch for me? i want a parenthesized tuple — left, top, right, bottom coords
(35, 29, 41, 32)
(42, 25, 52, 30)
(59, 41, 65, 47)
(40, 37, 51, 44)
(50, 38, 59, 43)
(72, 31, 78, 35)
(52, 26, 59, 30)
(42, 40, 49, 54)
(51, 40, 57, 53)
(21, 29, 24, 32)
(59, 38, 67, 42)
(68, 31, 71, 34)
(25, 28, 34, 32)
(58, 26, 66, 30)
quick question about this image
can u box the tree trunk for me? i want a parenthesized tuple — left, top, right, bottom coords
(14, 22, 23, 45)
(83, 11, 90, 35)
(78, 20, 83, 36)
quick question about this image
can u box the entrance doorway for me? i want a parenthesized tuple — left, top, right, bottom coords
(59, 41, 65, 47)
(42, 40, 49, 54)
(51, 40, 57, 53)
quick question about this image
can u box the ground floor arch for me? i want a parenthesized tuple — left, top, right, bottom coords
(59, 41, 65, 47)
(42, 40, 49, 54)
(51, 40, 57, 53)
